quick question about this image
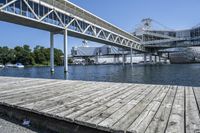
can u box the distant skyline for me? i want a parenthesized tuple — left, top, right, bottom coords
(0, 0, 200, 52)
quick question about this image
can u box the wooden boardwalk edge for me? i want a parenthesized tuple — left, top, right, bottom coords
(0, 102, 108, 133)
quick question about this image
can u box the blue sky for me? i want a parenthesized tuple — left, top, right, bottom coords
(0, 0, 200, 52)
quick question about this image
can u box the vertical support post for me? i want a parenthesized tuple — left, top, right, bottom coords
(130, 47, 133, 66)
(122, 49, 125, 66)
(154, 55, 157, 63)
(168, 52, 170, 59)
(144, 53, 147, 64)
(64, 29, 68, 73)
(149, 54, 152, 64)
(159, 56, 161, 62)
(50, 32, 54, 73)
(95, 52, 99, 64)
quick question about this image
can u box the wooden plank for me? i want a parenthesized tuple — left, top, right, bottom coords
(0, 80, 59, 94)
(111, 85, 163, 132)
(0, 78, 34, 86)
(66, 84, 135, 120)
(74, 84, 144, 122)
(97, 85, 157, 132)
(3, 81, 88, 105)
(144, 86, 177, 133)
(193, 87, 200, 111)
(126, 85, 169, 133)
(0, 80, 76, 99)
(75, 84, 150, 128)
(43, 83, 127, 114)
(55, 84, 134, 121)
(165, 86, 185, 133)
(185, 86, 200, 133)
(22, 82, 116, 110)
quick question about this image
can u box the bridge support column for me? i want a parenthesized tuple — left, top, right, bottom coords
(50, 32, 54, 73)
(149, 54, 152, 64)
(64, 30, 68, 73)
(95, 54, 99, 64)
(130, 48, 133, 66)
(154, 55, 157, 63)
(159, 56, 161, 62)
(122, 50, 125, 66)
(144, 53, 147, 64)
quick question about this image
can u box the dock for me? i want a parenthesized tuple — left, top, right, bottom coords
(0, 76, 200, 133)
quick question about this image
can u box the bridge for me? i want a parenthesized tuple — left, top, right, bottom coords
(0, 0, 145, 72)
(133, 18, 200, 63)
(1, 1, 199, 70)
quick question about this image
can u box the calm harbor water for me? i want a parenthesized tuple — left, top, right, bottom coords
(0, 64, 200, 87)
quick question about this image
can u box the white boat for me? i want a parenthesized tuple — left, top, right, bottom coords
(0, 64, 4, 68)
(14, 63, 24, 68)
(5, 63, 15, 67)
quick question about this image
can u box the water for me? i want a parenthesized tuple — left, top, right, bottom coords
(0, 64, 200, 87)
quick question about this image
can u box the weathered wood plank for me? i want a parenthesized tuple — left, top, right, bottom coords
(111, 85, 163, 132)
(0, 78, 34, 86)
(165, 86, 185, 133)
(97, 85, 156, 131)
(21, 82, 113, 110)
(193, 87, 200, 112)
(0, 80, 75, 100)
(126, 85, 169, 133)
(79, 84, 150, 128)
(43, 83, 127, 115)
(0, 80, 59, 95)
(185, 86, 200, 133)
(74, 84, 146, 126)
(144, 85, 177, 133)
(3, 81, 88, 105)
(57, 84, 134, 121)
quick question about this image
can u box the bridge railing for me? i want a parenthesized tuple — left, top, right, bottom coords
(40, 0, 141, 42)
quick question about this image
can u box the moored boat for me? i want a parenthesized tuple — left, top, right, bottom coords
(0, 64, 4, 68)
(14, 63, 24, 68)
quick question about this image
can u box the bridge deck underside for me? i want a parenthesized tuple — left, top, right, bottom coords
(0, 12, 129, 48)
(0, 76, 200, 133)
(0, 0, 145, 51)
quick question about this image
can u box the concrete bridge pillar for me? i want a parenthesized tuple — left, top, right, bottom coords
(130, 48, 133, 66)
(154, 55, 157, 63)
(50, 32, 54, 73)
(64, 30, 68, 73)
(122, 50, 125, 66)
(95, 54, 99, 64)
(149, 54, 153, 64)
(159, 56, 161, 62)
(114, 55, 120, 64)
(144, 53, 147, 64)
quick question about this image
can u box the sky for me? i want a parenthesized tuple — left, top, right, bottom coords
(0, 0, 200, 52)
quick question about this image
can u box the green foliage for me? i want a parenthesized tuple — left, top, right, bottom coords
(0, 45, 64, 66)
(68, 58, 73, 64)
(0, 46, 15, 64)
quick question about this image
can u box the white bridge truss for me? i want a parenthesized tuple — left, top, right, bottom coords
(0, 0, 145, 52)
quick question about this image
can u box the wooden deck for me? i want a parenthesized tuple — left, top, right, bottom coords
(0, 76, 200, 133)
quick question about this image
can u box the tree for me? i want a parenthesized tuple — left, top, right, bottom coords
(0, 46, 15, 64)
(0, 45, 63, 66)
(14, 45, 35, 65)
(33, 45, 47, 65)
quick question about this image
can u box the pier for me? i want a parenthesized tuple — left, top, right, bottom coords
(0, 76, 200, 132)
